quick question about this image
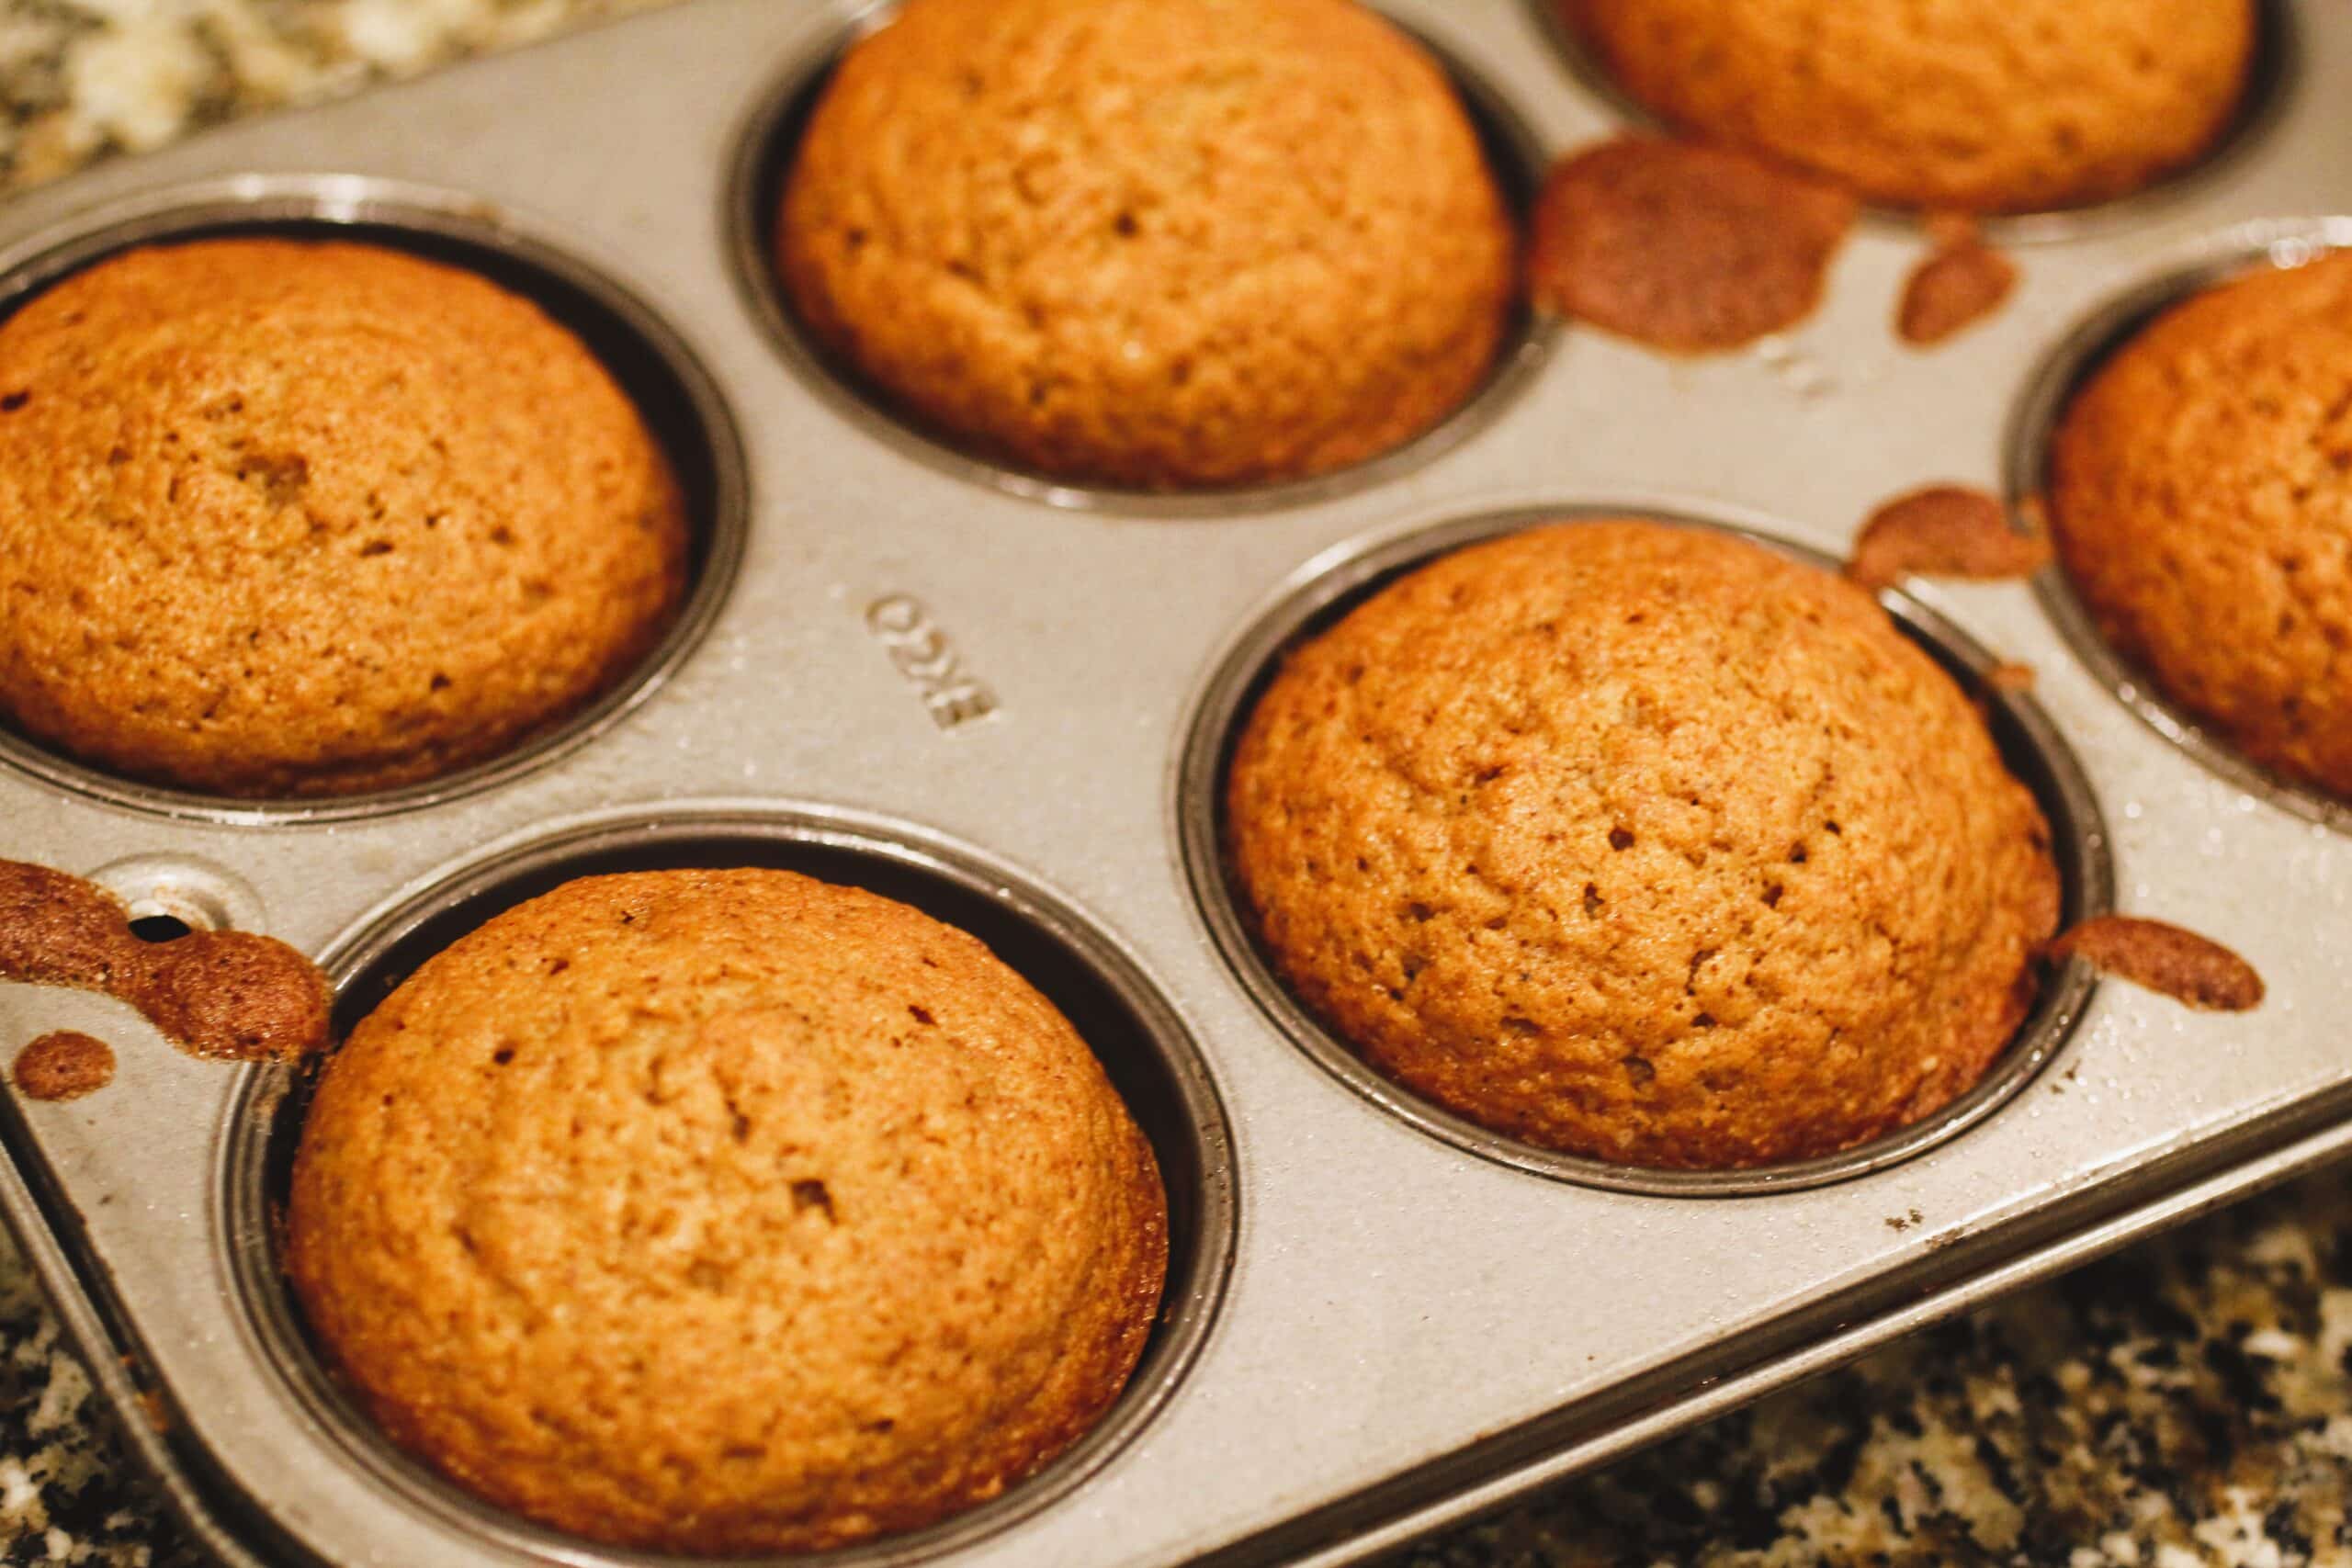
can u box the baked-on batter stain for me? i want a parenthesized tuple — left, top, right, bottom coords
(11, 1031, 114, 1100)
(1847, 485, 2051, 592)
(0, 860, 327, 1061)
(1528, 136, 1856, 354)
(1898, 217, 2018, 345)
(2050, 916, 2264, 1012)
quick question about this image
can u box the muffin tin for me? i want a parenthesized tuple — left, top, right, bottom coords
(0, 0, 2343, 1563)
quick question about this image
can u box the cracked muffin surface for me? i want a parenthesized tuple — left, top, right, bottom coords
(776, 0, 1516, 490)
(1560, 0, 2255, 214)
(287, 867, 1169, 1555)
(0, 237, 686, 797)
(2048, 250, 2352, 803)
(1224, 521, 2059, 1169)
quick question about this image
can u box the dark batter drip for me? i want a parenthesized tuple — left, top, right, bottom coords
(12, 1030, 115, 1100)
(2049, 916, 2265, 1012)
(1847, 485, 2051, 591)
(0, 860, 327, 1061)
(1527, 135, 1857, 353)
(1898, 217, 2019, 345)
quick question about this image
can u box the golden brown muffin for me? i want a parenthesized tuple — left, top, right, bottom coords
(1226, 521, 2059, 1169)
(1561, 0, 2255, 214)
(2047, 251, 2352, 801)
(0, 239, 687, 797)
(778, 0, 1517, 490)
(288, 868, 1168, 1554)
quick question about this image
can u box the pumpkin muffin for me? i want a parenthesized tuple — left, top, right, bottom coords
(2047, 250, 2352, 801)
(0, 238, 687, 797)
(1560, 0, 2256, 213)
(777, 0, 1517, 490)
(1225, 521, 2060, 1169)
(288, 868, 1168, 1554)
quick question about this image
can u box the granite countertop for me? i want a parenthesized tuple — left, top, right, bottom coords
(4, 4, 2351, 1566)
(12, 1168, 2352, 1568)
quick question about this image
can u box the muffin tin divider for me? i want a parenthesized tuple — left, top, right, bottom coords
(0, 1, 2345, 1564)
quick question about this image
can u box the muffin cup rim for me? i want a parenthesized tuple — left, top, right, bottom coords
(1174, 500, 2115, 1199)
(215, 799, 1239, 1566)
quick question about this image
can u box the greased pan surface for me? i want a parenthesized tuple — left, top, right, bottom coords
(0, 2, 2344, 1565)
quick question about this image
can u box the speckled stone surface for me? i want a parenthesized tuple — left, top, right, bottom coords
(0, 0, 672, 195)
(3, 4, 2352, 1565)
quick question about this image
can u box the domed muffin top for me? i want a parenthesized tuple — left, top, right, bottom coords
(1226, 520, 2060, 1168)
(288, 867, 1168, 1554)
(778, 0, 1517, 490)
(1562, 0, 2256, 213)
(0, 238, 686, 797)
(2048, 249, 2352, 802)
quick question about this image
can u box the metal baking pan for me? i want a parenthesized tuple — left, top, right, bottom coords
(0, 1, 2344, 1563)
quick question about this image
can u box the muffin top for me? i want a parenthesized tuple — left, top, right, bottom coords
(1562, 0, 2255, 213)
(2047, 250, 2352, 802)
(0, 238, 686, 797)
(778, 0, 1517, 490)
(1226, 521, 2059, 1169)
(288, 868, 1168, 1555)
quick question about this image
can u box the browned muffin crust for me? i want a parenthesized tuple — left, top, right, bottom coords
(2047, 251, 2352, 801)
(288, 868, 1168, 1555)
(0, 238, 687, 797)
(778, 0, 1517, 490)
(1226, 521, 2059, 1169)
(1562, 0, 2255, 214)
